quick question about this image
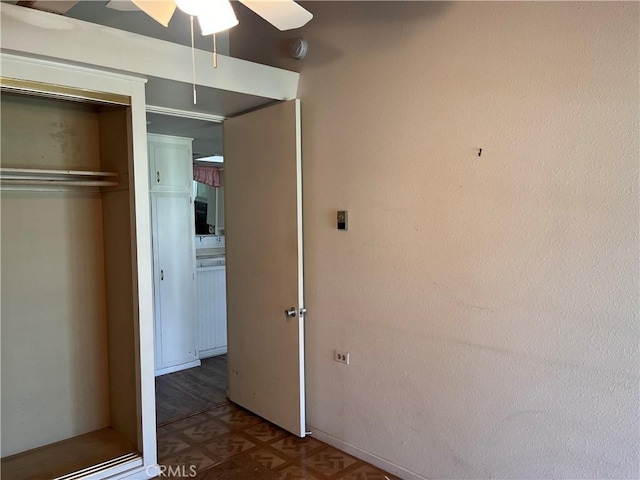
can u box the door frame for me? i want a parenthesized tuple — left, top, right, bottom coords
(145, 102, 307, 435)
(146, 108, 221, 378)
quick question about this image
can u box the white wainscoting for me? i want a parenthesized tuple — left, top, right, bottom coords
(196, 266, 227, 358)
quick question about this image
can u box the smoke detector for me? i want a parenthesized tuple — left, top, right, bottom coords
(289, 38, 308, 60)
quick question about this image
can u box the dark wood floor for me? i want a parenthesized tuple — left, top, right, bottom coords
(156, 355, 229, 426)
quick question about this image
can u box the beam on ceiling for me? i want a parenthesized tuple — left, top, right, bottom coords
(146, 105, 225, 123)
(0, 2, 299, 101)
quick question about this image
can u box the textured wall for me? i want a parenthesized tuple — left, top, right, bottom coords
(291, 2, 639, 478)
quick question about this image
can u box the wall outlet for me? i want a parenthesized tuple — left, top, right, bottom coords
(334, 350, 350, 365)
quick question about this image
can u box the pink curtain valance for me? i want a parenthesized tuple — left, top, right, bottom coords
(193, 165, 221, 187)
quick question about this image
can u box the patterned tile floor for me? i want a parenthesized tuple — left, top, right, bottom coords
(156, 402, 400, 479)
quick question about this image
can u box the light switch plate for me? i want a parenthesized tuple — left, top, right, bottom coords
(337, 210, 348, 230)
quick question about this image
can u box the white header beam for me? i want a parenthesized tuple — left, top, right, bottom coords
(0, 3, 299, 101)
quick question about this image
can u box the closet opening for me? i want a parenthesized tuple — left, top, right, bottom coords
(1, 89, 142, 479)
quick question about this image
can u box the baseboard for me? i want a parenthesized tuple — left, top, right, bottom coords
(305, 424, 428, 480)
(154, 359, 201, 377)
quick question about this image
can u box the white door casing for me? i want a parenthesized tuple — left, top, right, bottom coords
(224, 99, 305, 437)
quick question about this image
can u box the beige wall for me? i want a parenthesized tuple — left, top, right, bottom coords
(238, 2, 639, 478)
(1, 192, 111, 457)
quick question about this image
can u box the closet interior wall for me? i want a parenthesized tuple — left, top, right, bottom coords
(1, 92, 139, 461)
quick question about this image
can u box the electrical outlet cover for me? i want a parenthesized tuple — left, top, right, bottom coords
(334, 350, 350, 365)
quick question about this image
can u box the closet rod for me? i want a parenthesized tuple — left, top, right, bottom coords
(0, 179, 119, 187)
(0, 167, 118, 177)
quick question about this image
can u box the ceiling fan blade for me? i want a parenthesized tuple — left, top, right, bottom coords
(130, 0, 177, 27)
(238, 0, 312, 31)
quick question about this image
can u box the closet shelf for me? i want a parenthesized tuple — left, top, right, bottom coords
(0, 167, 119, 187)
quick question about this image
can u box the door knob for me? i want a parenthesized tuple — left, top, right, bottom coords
(284, 307, 297, 318)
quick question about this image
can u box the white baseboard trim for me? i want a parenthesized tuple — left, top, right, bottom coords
(155, 359, 201, 377)
(305, 424, 428, 480)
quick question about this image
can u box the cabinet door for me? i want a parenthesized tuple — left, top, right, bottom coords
(148, 136, 193, 192)
(152, 193, 197, 369)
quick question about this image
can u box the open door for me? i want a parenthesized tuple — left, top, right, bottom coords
(223, 99, 306, 437)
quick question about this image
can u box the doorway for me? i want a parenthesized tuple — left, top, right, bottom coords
(146, 110, 229, 427)
(148, 100, 307, 440)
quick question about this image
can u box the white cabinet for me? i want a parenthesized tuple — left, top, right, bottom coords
(148, 134, 193, 192)
(149, 134, 199, 375)
(196, 265, 227, 357)
(152, 193, 198, 369)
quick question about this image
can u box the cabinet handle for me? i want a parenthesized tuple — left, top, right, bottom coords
(156, 171, 160, 183)
(161, 269, 164, 281)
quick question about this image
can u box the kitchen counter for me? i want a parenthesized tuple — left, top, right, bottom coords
(196, 247, 225, 259)
(197, 256, 225, 268)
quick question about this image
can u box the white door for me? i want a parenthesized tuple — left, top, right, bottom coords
(152, 192, 198, 370)
(224, 99, 306, 437)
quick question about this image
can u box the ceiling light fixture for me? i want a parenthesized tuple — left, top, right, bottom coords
(197, 0, 239, 36)
(174, 0, 203, 17)
(134, 0, 239, 104)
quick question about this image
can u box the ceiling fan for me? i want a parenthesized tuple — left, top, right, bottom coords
(105, 0, 311, 104)
(106, 0, 313, 34)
